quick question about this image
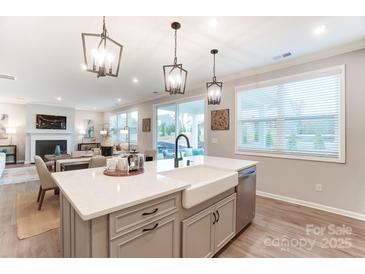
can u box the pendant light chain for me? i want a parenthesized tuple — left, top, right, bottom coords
(212, 52, 217, 82)
(103, 16, 107, 49)
(174, 29, 177, 65)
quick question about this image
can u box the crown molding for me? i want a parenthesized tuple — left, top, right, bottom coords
(110, 38, 365, 112)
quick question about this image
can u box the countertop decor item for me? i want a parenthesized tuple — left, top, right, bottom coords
(206, 49, 223, 105)
(103, 168, 144, 177)
(211, 109, 230, 130)
(163, 22, 188, 95)
(81, 16, 123, 78)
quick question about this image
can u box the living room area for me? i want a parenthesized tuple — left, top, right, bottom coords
(0, 99, 163, 255)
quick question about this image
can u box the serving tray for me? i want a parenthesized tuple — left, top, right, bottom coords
(103, 168, 144, 177)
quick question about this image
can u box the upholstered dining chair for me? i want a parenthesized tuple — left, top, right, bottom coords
(144, 150, 156, 161)
(89, 156, 107, 168)
(34, 155, 59, 210)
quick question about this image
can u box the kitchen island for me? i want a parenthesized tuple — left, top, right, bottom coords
(52, 155, 257, 258)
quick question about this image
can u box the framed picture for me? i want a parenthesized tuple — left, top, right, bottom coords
(211, 109, 230, 130)
(84, 119, 95, 138)
(142, 118, 151, 132)
(0, 114, 9, 139)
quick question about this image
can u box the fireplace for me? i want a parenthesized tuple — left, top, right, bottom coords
(26, 132, 72, 163)
(35, 140, 67, 159)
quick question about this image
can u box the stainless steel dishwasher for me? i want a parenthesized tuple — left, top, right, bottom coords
(236, 166, 256, 233)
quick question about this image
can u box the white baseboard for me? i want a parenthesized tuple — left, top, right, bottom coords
(256, 190, 365, 221)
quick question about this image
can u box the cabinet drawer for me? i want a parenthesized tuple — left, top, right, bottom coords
(110, 213, 180, 258)
(110, 193, 179, 238)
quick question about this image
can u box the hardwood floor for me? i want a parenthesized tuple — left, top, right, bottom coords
(0, 180, 364, 258)
(4, 163, 33, 169)
(218, 196, 365, 258)
(0, 181, 60, 257)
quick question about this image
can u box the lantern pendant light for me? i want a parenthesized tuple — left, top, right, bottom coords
(206, 49, 223, 105)
(81, 16, 123, 78)
(163, 22, 188, 95)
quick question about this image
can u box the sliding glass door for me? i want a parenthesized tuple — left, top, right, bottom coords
(156, 99, 205, 159)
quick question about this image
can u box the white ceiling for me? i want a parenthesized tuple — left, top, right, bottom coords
(0, 16, 365, 111)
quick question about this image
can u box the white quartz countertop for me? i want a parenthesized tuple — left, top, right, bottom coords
(52, 155, 257, 221)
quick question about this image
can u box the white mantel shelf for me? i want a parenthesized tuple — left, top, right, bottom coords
(26, 131, 74, 135)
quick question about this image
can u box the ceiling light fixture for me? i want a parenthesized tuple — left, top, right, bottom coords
(163, 22, 188, 95)
(132, 77, 139, 83)
(56, 97, 62, 101)
(313, 25, 326, 35)
(117, 98, 122, 102)
(206, 49, 223, 105)
(81, 16, 123, 78)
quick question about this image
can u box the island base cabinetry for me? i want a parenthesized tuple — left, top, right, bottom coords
(110, 213, 180, 258)
(60, 192, 181, 258)
(181, 193, 237, 258)
(60, 194, 109, 258)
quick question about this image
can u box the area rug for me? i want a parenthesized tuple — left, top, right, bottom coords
(16, 191, 60, 239)
(0, 166, 39, 185)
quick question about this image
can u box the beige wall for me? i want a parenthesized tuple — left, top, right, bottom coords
(0, 103, 27, 161)
(110, 48, 365, 216)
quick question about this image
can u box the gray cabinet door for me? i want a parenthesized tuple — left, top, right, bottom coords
(110, 213, 180, 258)
(182, 205, 215, 258)
(213, 194, 236, 253)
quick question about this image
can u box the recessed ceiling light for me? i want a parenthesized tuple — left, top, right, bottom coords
(56, 97, 62, 101)
(313, 25, 326, 35)
(80, 64, 87, 71)
(117, 98, 122, 102)
(93, 107, 97, 110)
(132, 77, 139, 83)
(209, 18, 218, 28)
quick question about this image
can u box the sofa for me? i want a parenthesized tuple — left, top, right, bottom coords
(0, 152, 5, 178)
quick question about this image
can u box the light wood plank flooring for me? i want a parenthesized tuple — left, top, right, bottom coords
(0, 180, 364, 258)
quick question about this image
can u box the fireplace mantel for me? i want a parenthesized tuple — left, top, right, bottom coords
(25, 131, 73, 163)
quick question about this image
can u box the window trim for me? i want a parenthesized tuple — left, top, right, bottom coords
(234, 65, 346, 164)
(152, 94, 207, 154)
(109, 109, 139, 144)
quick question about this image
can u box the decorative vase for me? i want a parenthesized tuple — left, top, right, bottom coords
(54, 145, 61, 156)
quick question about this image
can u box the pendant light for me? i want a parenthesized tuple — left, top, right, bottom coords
(163, 22, 188, 95)
(81, 16, 123, 78)
(206, 49, 223, 105)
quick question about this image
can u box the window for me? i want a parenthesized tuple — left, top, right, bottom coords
(156, 99, 205, 159)
(235, 66, 345, 163)
(109, 110, 138, 144)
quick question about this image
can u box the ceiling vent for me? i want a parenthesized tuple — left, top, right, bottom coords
(273, 51, 294, 61)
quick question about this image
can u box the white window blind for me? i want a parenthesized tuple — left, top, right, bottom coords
(236, 66, 345, 162)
